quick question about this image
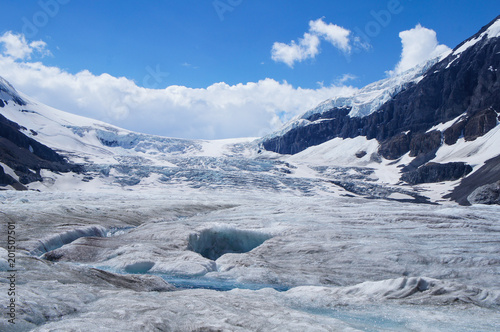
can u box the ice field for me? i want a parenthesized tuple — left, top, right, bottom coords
(1, 189, 499, 331)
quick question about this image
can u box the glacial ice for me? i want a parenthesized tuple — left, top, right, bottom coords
(187, 227, 272, 260)
(1, 190, 499, 331)
(33, 225, 107, 256)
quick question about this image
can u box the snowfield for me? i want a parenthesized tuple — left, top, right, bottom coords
(1, 190, 499, 331)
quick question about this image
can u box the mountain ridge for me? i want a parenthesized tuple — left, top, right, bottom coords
(260, 15, 500, 205)
(262, 15, 500, 156)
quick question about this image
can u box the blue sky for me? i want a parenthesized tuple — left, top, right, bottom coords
(0, 1, 499, 139)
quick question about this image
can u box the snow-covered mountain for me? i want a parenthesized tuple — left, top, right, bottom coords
(265, 56, 443, 142)
(262, 15, 500, 205)
(1, 16, 500, 206)
(0, 78, 434, 203)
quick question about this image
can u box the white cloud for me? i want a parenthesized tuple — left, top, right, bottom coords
(0, 34, 357, 140)
(392, 24, 451, 75)
(271, 33, 320, 68)
(309, 18, 351, 53)
(271, 18, 353, 67)
(0, 31, 51, 60)
(335, 74, 357, 85)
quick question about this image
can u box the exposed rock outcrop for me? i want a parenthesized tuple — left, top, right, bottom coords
(400, 162, 473, 185)
(446, 154, 500, 205)
(0, 111, 82, 188)
(467, 181, 500, 205)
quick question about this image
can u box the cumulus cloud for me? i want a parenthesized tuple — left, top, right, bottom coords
(309, 18, 351, 53)
(271, 33, 321, 68)
(272, 18, 352, 67)
(392, 24, 451, 75)
(0, 33, 357, 140)
(0, 31, 51, 60)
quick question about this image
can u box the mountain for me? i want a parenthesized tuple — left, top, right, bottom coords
(0, 78, 81, 190)
(1, 16, 499, 206)
(262, 15, 500, 205)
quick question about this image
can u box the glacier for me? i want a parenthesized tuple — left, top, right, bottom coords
(1, 190, 499, 331)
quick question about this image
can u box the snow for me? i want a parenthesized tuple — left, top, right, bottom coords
(433, 124, 500, 167)
(426, 112, 466, 133)
(264, 58, 441, 142)
(387, 192, 414, 200)
(489, 19, 500, 38)
(287, 136, 380, 167)
(0, 162, 19, 181)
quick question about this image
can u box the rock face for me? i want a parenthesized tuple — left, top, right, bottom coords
(467, 181, 500, 205)
(0, 102, 81, 188)
(446, 154, 500, 205)
(400, 162, 473, 185)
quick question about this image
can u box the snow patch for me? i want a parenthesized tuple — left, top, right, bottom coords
(0, 162, 19, 181)
(288, 136, 380, 167)
(426, 113, 467, 134)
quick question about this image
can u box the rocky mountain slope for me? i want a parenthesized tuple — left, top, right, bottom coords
(262, 15, 500, 205)
(0, 78, 81, 190)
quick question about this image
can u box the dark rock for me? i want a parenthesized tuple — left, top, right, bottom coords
(355, 151, 367, 158)
(18, 168, 43, 184)
(305, 108, 349, 122)
(398, 131, 442, 173)
(444, 119, 466, 145)
(401, 162, 473, 185)
(409, 131, 442, 157)
(446, 154, 500, 205)
(0, 165, 27, 190)
(0, 165, 15, 186)
(369, 153, 382, 163)
(464, 107, 498, 141)
(467, 181, 500, 205)
(262, 107, 360, 154)
(378, 133, 410, 160)
(0, 99, 4, 108)
(402, 150, 439, 173)
(0, 113, 82, 188)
